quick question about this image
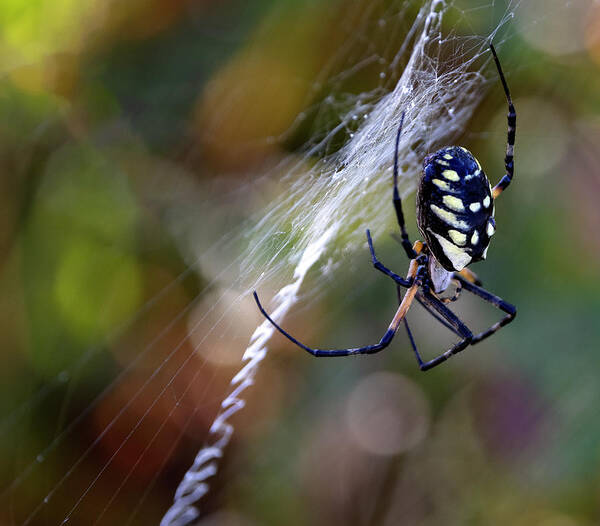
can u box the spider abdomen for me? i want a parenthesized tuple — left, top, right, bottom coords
(417, 146, 495, 271)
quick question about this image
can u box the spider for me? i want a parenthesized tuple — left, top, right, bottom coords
(253, 43, 516, 371)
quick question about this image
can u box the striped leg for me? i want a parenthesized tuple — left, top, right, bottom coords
(454, 275, 516, 344)
(490, 43, 516, 199)
(413, 291, 473, 371)
(440, 279, 462, 304)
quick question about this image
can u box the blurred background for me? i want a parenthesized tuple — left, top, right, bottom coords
(1, 0, 600, 524)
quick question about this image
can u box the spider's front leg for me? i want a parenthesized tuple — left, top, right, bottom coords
(490, 43, 516, 199)
(392, 112, 418, 260)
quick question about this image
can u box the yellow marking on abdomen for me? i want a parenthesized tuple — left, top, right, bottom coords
(442, 169, 460, 181)
(443, 153, 453, 160)
(448, 230, 467, 246)
(469, 202, 481, 212)
(471, 231, 479, 245)
(432, 178, 450, 191)
(430, 204, 469, 230)
(430, 231, 472, 271)
(442, 195, 465, 212)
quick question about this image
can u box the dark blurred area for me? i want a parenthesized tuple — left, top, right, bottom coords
(1, 0, 600, 525)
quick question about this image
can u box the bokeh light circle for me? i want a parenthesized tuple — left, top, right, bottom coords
(188, 288, 261, 366)
(345, 371, 430, 456)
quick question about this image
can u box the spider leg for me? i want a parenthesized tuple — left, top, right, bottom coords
(252, 279, 419, 357)
(458, 267, 482, 286)
(440, 278, 462, 304)
(403, 318, 426, 366)
(392, 112, 417, 259)
(366, 229, 412, 287)
(396, 284, 423, 364)
(453, 275, 516, 344)
(415, 295, 461, 335)
(489, 43, 516, 199)
(410, 292, 481, 368)
(413, 291, 473, 371)
(396, 284, 430, 367)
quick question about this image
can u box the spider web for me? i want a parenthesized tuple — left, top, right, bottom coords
(0, 1, 521, 525)
(160, 3, 515, 522)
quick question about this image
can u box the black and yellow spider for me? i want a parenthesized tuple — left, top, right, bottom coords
(253, 43, 516, 371)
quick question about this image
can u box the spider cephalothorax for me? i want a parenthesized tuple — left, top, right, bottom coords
(417, 146, 495, 272)
(254, 43, 516, 371)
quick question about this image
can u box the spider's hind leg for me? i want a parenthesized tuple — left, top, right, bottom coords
(453, 275, 516, 344)
(412, 291, 473, 371)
